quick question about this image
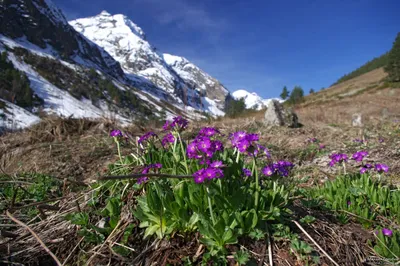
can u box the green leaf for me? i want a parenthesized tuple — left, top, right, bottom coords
(66, 212, 89, 226)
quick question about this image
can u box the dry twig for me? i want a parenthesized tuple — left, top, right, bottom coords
(6, 210, 62, 266)
(292, 220, 339, 266)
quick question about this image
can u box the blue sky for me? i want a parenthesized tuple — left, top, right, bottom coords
(54, 0, 399, 98)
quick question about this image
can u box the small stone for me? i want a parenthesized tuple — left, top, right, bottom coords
(382, 108, 389, 120)
(352, 113, 363, 127)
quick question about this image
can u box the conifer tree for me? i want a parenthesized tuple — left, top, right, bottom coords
(385, 32, 400, 82)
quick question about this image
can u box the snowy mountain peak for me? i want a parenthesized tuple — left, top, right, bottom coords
(70, 12, 229, 115)
(99, 10, 111, 16)
(232, 89, 282, 110)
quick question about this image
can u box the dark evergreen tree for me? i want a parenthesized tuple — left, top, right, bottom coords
(224, 94, 246, 118)
(288, 86, 304, 104)
(385, 32, 400, 82)
(280, 86, 289, 100)
(309, 88, 315, 94)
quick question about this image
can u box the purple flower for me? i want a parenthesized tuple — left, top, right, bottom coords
(213, 140, 224, 151)
(163, 116, 189, 132)
(162, 133, 175, 147)
(163, 121, 172, 131)
(249, 144, 271, 157)
(151, 163, 162, 169)
(274, 161, 294, 177)
(353, 138, 364, 144)
(360, 163, 373, 174)
(210, 161, 223, 168)
(352, 151, 368, 162)
(242, 168, 252, 177)
(138, 163, 162, 184)
(382, 228, 393, 237)
(138, 131, 157, 144)
(204, 168, 217, 179)
(214, 168, 224, 178)
(197, 137, 212, 153)
(199, 127, 220, 137)
(347, 201, 351, 206)
(193, 169, 206, 183)
(230, 131, 260, 155)
(192, 166, 224, 183)
(246, 133, 259, 142)
(329, 153, 348, 167)
(262, 166, 274, 176)
(319, 144, 325, 149)
(378, 138, 384, 143)
(307, 137, 318, 143)
(110, 129, 122, 137)
(237, 139, 250, 153)
(171, 116, 188, 131)
(375, 164, 389, 173)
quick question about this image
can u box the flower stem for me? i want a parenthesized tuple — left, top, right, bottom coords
(235, 149, 240, 163)
(206, 186, 216, 225)
(114, 137, 123, 165)
(342, 161, 346, 175)
(253, 157, 259, 210)
(177, 132, 189, 174)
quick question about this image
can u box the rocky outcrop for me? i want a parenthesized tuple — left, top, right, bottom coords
(264, 100, 299, 128)
(0, 0, 124, 79)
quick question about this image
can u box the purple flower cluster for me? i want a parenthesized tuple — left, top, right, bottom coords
(262, 161, 294, 177)
(360, 163, 373, 174)
(138, 131, 157, 144)
(187, 129, 224, 164)
(360, 163, 389, 174)
(319, 144, 326, 149)
(242, 168, 252, 177)
(378, 138, 385, 143)
(199, 127, 221, 137)
(193, 162, 224, 183)
(138, 163, 162, 184)
(163, 116, 188, 132)
(162, 132, 175, 147)
(329, 153, 348, 167)
(375, 163, 389, 173)
(250, 144, 271, 158)
(352, 151, 368, 162)
(110, 129, 123, 137)
(230, 131, 259, 153)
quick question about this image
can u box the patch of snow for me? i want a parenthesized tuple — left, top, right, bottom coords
(7, 52, 106, 119)
(0, 99, 41, 130)
(202, 97, 225, 117)
(232, 89, 281, 110)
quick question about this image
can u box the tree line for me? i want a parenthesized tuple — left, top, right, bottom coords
(0, 51, 38, 108)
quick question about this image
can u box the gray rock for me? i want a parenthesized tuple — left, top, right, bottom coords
(264, 100, 299, 127)
(352, 113, 363, 127)
(382, 108, 389, 120)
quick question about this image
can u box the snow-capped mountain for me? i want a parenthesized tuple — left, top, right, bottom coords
(163, 53, 229, 110)
(70, 12, 226, 113)
(0, 1, 234, 130)
(232, 90, 282, 110)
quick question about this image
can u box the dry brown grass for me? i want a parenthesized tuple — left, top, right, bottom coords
(296, 68, 400, 125)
